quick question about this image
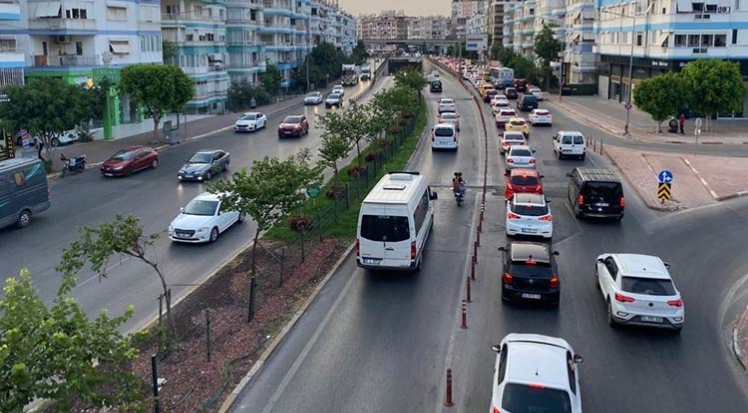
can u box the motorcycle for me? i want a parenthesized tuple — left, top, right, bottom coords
(61, 154, 86, 177)
(454, 183, 466, 207)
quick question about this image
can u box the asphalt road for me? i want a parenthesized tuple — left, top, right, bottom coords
(231, 60, 748, 412)
(0, 73, 393, 334)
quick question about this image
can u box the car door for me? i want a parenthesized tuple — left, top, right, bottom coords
(216, 201, 235, 231)
(601, 256, 619, 298)
(133, 150, 147, 171)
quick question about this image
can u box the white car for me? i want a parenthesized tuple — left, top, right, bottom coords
(431, 122, 458, 150)
(168, 192, 244, 243)
(596, 254, 684, 331)
(500, 131, 527, 155)
(529, 109, 553, 126)
(553, 131, 586, 160)
(490, 334, 583, 413)
(234, 112, 267, 133)
(495, 108, 518, 128)
(491, 100, 511, 115)
(438, 98, 456, 114)
(491, 95, 509, 106)
(528, 87, 544, 101)
(439, 112, 460, 131)
(505, 145, 536, 172)
(325, 93, 344, 108)
(304, 91, 324, 105)
(332, 85, 345, 96)
(506, 193, 553, 238)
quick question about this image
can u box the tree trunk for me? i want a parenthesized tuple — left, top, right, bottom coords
(152, 112, 162, 144)
(251, 228, 261, 280)
(657, 120, 663, 133)
(355, 140, 362, 168)
(143, 259, 177, 341)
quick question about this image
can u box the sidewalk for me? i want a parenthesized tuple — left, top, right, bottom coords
(547, 95, 748, 145)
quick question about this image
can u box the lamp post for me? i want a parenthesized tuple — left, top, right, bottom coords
(600, 3, 653, 136)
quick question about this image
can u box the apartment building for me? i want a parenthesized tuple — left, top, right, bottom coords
(451, 0, 489, 38)
(0, 1, 23, 91)
(506, 1, 535, 56)
(226, 0, 266, 86)
(563, 0, 595, 85)
(596, 0, 748, 116)
(358, 11, 408, 40)
(488, 1, 520, 47)
(407, 16, 451, 40)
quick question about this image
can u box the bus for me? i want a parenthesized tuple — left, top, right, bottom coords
(490, 67, 514, 89)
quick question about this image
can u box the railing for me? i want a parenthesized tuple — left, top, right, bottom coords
(31, 18, 97, 31)
(32, 54, 98, 67)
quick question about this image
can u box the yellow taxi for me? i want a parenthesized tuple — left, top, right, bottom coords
(504, 117, 530, 137)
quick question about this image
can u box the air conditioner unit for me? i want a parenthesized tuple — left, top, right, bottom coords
(54, 35, 71, 44)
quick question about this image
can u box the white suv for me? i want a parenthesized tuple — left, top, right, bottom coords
(490, 334, 583, 413)
(552, 131, 586, 160)
(595, 254, 684, 332)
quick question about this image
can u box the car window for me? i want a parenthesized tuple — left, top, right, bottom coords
(240, 114, 257, 120)
(509, 261, 554, 278)
(510, 120, 525, 126)
(511, 202, 549, 216)
(511, 175, 538, 186)
(434, 127, 455, 137)
(284, 116, 302, 124)
(582, 182, 623, 199)
(183, 200, 219, 216)
(604, 257, 619, 280)
(502, 383, 572, 413)
(621, 277, 676, 296)
(505, 135, 524, 142)
(511, 148, 532, 157)
(189, 153, 212, 163)
(566, 352, 577, 395)
(573, 135, 585, 145)
(111, 149, 134, 160)
(360, 215, 411, 242)
(213, 153, 222, 161)
(562, 136, 572, 144)
(497, 344, 508, 384)
(441, 113, 457, 120)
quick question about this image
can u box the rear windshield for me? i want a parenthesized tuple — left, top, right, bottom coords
(501, 111, 516, 117)
(511, 149, 533, 157)
(511, 175, 539, 186)
(522, 96, 537, 102)
(360, 215, 410, 242)
(534, 110, 550, 116)
(582, 182, 622, 199)
(487, 90, 498, 96)
(432, 81, 442, 86)
(512, 203, 549, 216)
(434, 127, 455, 137)
(441, 114, 457, 120)
(441, 99, 454, 105)
(574, 135, 584, 144)
(508, 262, 553, 278)
(504, 134, 525, 142)
(502, 383, 572, 413)
(621, 277, 676, 296)
(510, 120, 526, 126)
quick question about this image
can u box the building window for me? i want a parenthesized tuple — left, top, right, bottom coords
(75, 41, 83, 55)
(107, 6, 127, 21)
(674, 34, 686, 46)
(701, 34, 713, 46)
(715, 34, 726, 47)
(636, 32, 643, 46)
(109, 40, 131, 55)
(687, 34, 699, 46)
(0, 38, 16, 52)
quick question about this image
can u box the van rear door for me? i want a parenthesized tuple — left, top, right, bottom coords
(358, 204, 412, 269)
(383, 204, 412, 267)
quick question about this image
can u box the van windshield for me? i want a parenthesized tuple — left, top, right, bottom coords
(360, 215, 410, 242)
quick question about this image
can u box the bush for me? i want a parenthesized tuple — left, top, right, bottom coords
(389, 127, 401, 134)
(75, 123, 95, 142)
(325, 189, 337, 199)
(289, 215, 314, 232)
(347, 166, 367, 177)
(365, 152, 380, 162)
(399, 119, 408, 126)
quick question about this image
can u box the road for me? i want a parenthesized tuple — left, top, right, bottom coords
(231, 60, 748, 412)
(0, 73, 392, 334)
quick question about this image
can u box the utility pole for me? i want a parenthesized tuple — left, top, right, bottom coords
(306, 27, 311, 92)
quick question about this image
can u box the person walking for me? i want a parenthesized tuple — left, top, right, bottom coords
(250, 96, 257, 109)
(678, 114, 686, 135)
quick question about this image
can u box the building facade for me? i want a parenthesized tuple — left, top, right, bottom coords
(407, 16, 451, 40)
(488, 0, 520, 47)
(358, 10, 408, 40)
(451, 0, 489, 38)
(0, 2, 23, 91)
(563, 0, 595, 85)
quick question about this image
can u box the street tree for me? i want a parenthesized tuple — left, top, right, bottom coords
(318, 119, 353, 187)
(633, 71, 690, 133)
(317, 101, 372, 168)
(228, 79, 271, 110)
(1, 269, 145, 412)
(260, 64, 283, 96)
(56, 215, 177, 341)
(680, 59, 746, 131)
(394, 68, 428, 96)
(162, 40, 177, 64)
(491, 45, 517, 65)
(533, 24, 563, 91)
(119, 64, 194, 143)
(508, 56, 540, 85)
(350, 40, 369, 65)
(0, 78, 97, 168)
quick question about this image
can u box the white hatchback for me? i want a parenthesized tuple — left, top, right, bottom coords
(496, 108, 517, 128)
(438, 98, 456, 114)
(529, 109, 553, 126)
(431, 123, 458, 150)
(490, 334, 583, 413)
(168, 192, 244, 243)
(506, 193, 553, 238)
(492, 100, 511, 115)
(505, 145, 536, 172)
(596, 254, 684, 331)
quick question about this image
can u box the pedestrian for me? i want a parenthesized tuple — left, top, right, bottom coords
(678, 114, 686, 135)
(250, 96, 257, 109)
(35, 138, 44, 161)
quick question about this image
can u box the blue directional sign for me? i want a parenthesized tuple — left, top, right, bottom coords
(658, 170, 673, 184)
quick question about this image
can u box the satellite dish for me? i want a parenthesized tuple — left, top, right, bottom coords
(102, 51, 113, 67)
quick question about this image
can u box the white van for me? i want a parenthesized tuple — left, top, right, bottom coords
(357, 172, 438, 271)
(553, 131, 586, 160)
(432, 123, 458, 150)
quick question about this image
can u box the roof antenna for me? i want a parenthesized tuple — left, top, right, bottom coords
(535, 366, 539, 376)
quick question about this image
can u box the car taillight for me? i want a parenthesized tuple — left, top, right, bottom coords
(667, 299, 684, 307)
(493, 408, 501, 413)
(620, 196, 626, 208)
(529, 159, 536, 164)
(507, 212, 521, 219)
(615, 292, 635, 303)
(502, 272, 513, 284)
(529, 383, 545, 389)
(550, 276, 559, 287)
(578, 194, 584, 206)
(507, 158, 514, 163)
(356, 239, 360, 256)
(534, 185, 542, 192)
(538, 215, 552, 222)
(411, 241, 417, 261)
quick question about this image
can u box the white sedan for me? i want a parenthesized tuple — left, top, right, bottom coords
(528, 109, 553, 126)
(304, 91, 324, 105)
(234, 112, 267, 133)
(596, 253, 684, 332)
(528, 87, 544, 101)
(332, 85, 345, 96)
(168, 192, 244, 243)
(506, 193, 553, 238)
(438, 98, 456, 114)
(505, 145, 536, 172)
(495, 108, 518, 128)
(491, 100, 511, 115)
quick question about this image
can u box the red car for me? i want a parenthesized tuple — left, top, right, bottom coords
(278, 115, 309, 138)
(100, 145, 159, 177)
(505, 168, 543, 200)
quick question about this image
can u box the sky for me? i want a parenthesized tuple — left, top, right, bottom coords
(339, 0, 451, 17)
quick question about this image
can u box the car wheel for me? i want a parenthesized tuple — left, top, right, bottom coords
(209, 227, 219, 243)
(126, 168, 133, 177)
(223, 162, 228, 171)
(607, 301, 618, 328)
(237, 213, 245, 223)
(580, 154, 586, 161)
(205, 171, 212, 180)
(574, 204, 583, 219)
(672, 325, 683, 334)
(50, 137, 60, 147)
(16, 210, 31, 228)
(557, 151, 563, 160)
(151, 159, 159, 169)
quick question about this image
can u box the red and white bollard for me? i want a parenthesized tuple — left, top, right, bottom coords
(445, 368, 454, 407)
(461, 300, 468, 329)
(471, 261, 476, 281)
(466, 276, 472, 303)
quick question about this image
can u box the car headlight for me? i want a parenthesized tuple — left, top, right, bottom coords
(168, 225, 174, 232)
(113, 165, 124, 170)
(198, 227, 209, 232)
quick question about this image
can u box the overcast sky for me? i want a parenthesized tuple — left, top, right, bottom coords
(339, 0, 451, 17)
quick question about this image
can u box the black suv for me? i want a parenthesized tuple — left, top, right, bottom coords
(504, 87, 519, 99)
(567, 167, 625, 220)
(430, 80, 443, 93)
(499, 242, 560, 306)
(517, 94, 538, 111)
(513, 78, 528, 92)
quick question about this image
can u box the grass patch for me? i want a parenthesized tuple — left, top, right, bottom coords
(265, 98, 429, 241)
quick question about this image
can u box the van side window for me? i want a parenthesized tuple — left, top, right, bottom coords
(13, 172, 26, 186)
(413, 190, 430, 234)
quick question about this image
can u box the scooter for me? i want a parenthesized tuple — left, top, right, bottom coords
(454, 184, 466, 207)
(61, 154, 86, 176)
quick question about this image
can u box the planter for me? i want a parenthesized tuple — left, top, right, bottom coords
(365, 152, 381, 162)
(347, 166, 367, 177)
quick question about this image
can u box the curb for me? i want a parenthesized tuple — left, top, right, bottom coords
(733, 303, 748, 370)
(716, 190, 748, 202)
(680, 157, 719, 199)
(605, 148, 672, 212)
(217, 243, 356, 413)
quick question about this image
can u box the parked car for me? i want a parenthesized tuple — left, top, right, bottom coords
(490, 334, 583, 412)
(332, 84, 345, 96)
(100, 146, 158, 177)
(168, 192, 244, 244)
(504, 87, 519, 99)
(325, 93, 343, 108)
(567, 167, 625, 220)
(439, 112, 460, 130)
(0, 158, 50, 230)
(517, 93, 539, 111)
(278, 115, 310, 138)
(431, 122, 459, 151)
(553, 131, 586, 160)
(234, 112, 267, 133)
(506, 168, 543, 200)
(430, 80, 443, 92)
(595, 254, 684, 331)
(506, 193, 553, 239)
(177, 149, 229, 182)
(496, 108, 518, 128)
(438, 98, 456, 114)
(499, 242, 561, 305)
(528, 109, 553, 126)
(528, 87, 544, 101)
(304, 91, 324, 105)
(505, 117, 530, 137)
(505, 145, 536, 173)
(500, 131, 527, 155)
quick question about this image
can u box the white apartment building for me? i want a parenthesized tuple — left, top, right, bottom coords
(563, 0, 595, 84)
(408, 16, 451, 40)
(0, 1, 23, 90)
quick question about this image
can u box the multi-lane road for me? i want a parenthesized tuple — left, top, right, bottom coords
(231, 60, 748, 412)
(0, 72, 393, 333)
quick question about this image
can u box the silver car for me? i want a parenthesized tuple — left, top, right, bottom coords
(505, 146, 536, 173)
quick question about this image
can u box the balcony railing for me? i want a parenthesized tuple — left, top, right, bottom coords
(30, 18, 97, 31)
(33, 54, 98, 67)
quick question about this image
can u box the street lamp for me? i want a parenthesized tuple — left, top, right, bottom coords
(600, 3, 653, 136)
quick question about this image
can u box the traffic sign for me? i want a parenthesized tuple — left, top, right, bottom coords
(20, 129, 29, 149)
(658, 170, 673, 184)
(306, 187, 321, 199)
(657, 183, 672, 201)
(465, 34, 488, 51)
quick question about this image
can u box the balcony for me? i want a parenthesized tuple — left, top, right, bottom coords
(30, 18, 97, 31)
(33, 54, 98, 67)
(163, 13, 224, 23)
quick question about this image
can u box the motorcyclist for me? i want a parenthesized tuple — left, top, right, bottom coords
(452, 172, 466, 200)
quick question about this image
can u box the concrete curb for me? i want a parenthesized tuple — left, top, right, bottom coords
(716, 190, 748, 202)
(733, 303, 748, 370)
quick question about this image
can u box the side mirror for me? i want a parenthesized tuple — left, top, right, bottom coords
(491, 344, 501, 353)
(430, 192, 438, 200)
(573, 354, 584, 364)
(498, 247, 507, 253)
(179, 207, 184, 212)
(540, 174, 545, 178)
(553, 251, 560, 256)
(532, 149, 536, 153)
(596, 258, 604, 264)
(663, 262, 671, 269)
(565, 173, 573, 178)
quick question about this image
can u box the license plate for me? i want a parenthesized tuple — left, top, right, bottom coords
(521, 228, 537, 233)
(104, 173, 113, 176)
(284, 131, 292, 134)
(595, 203, 609, 207)
(362, 258, 380, 265)
(521, 293, 541, 300)
(641, 316, 663, 323)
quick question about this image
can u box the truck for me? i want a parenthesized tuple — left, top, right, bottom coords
(489, 67, 514, 89)
(360, 64, 372, 81)
(341, 64, 359, 87)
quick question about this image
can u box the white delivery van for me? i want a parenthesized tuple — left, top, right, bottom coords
(357, 172, 438, 271)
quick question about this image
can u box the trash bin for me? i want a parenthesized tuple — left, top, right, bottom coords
(668, 118, 679, 133)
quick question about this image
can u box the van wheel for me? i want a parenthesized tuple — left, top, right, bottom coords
(16, 210, 31, 228)
(580, 154, 586, 161)
(557, 151, 563, 160)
